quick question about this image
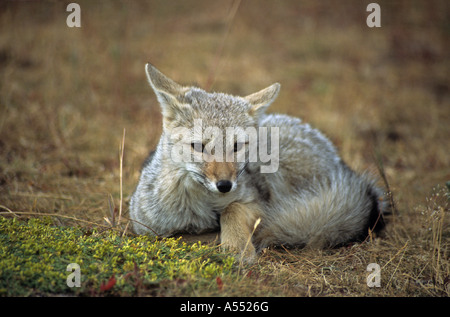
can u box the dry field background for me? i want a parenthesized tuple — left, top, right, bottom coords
(0, 0, 449, 296)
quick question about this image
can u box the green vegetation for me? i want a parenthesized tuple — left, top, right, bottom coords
(0, 217, 235, 296)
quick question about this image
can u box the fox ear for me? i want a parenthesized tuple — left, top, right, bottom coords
(244, 83, 280, 115)
(145, 63, 188, 120)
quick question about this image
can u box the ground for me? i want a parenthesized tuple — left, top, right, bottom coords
(0, 0, 448, 296)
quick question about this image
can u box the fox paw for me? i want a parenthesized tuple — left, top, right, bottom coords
(221, 241, 256, 264)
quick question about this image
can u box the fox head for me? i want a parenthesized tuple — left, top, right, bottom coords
(145, 63, 280, 194)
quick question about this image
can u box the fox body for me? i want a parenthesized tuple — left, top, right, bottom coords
(130, 64, 386, 260)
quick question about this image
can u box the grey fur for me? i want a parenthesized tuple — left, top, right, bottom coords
(130, 63, 387, 253)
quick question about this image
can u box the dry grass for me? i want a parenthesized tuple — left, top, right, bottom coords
(0, 0, 448, 296)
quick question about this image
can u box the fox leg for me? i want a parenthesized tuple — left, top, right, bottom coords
(220, 202, 261, 263)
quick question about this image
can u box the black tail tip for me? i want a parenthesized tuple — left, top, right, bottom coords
(366, 187, 389, 236)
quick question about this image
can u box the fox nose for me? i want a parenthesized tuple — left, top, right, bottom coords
(216, 180, 232, 193)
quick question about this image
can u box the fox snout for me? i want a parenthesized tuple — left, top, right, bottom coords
(204, 161, 237, 194)
(216, 180, 233, 193)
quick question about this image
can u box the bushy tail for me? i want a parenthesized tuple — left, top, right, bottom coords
(254, 167, 388, 249)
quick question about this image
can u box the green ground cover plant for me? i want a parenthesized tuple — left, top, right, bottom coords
(0, 217, 235, 296)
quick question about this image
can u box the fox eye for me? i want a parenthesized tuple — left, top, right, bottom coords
(234, 142, 244, 152)
(191, 142, 205, 153)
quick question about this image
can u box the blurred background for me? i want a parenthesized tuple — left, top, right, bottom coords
(0, 0, 448, 225)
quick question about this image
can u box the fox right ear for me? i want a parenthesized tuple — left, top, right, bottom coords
(145, 63, 189, 120)
(244, 83, 280, 116)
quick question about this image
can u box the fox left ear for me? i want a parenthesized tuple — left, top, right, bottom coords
(145, 63, 190, 123)
(244, 83, 280, 115)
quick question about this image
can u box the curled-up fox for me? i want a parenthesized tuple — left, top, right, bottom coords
(130, 63, 387, 261)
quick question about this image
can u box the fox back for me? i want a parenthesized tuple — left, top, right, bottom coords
(130, 63, 387, 254)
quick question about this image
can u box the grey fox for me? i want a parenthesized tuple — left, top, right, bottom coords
(129, 63, 387, 261)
